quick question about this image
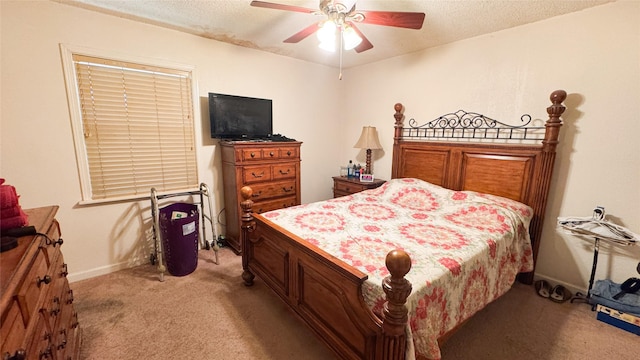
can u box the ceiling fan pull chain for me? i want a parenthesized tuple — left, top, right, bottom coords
(339, 28, 343, 80)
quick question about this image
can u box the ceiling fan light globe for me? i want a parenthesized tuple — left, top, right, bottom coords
(342, 26, 362, 50)
(316, 20, 337, 43)
(318, 39, 336, 52)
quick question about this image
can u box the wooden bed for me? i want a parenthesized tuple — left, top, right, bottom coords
(239, 90, 567, 360)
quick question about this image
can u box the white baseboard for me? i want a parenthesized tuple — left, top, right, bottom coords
(67, 259, 146, 283)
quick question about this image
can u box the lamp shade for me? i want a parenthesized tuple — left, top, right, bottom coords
(353, 126, 382, 175)
(353, 126, 383, 150)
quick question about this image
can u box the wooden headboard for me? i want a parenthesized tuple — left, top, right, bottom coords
(391, 90, 567, 283)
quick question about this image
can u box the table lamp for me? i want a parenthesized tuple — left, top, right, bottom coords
(353, 126, 383, 175)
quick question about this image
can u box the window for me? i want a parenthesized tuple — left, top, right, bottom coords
(61, 45, 198, 203)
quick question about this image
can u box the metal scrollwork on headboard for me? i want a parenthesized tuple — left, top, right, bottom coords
(404, 110, 545, 141)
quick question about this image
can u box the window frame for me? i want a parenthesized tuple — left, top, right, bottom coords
(60, 44, 200, 204)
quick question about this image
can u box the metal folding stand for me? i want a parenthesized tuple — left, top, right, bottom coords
(570, 237, 600, 306)
(150, 183, 220, 281)
(559, 206, 639, 307)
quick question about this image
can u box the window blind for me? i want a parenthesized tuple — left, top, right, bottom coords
(73, 54, 197, 200)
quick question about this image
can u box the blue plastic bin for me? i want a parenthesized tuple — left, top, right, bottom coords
(159, 203, 199, 276)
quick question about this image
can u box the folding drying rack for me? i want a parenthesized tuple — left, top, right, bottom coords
(150, 183, 220, 281)
(558, 207, 638, 304)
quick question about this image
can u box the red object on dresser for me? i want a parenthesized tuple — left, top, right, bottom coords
(0, 178, 29, 231)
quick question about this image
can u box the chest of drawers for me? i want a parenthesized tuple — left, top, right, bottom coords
(221, 141, 302, 253)
(1, 206, 81, 360)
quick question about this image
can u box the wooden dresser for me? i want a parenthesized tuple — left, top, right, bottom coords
(221, 141, 302, 253)
(1, 206, 81, 360)
(332, 176, 386, 198)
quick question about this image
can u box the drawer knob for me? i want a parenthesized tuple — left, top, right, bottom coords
(269, 151, 274, 157)
(52, 238, 64, 247)
(251, 171, 265, 178)
(287, 151, 292, 156)
(37, 275, 52, 287)
(67, 289, 75, 304)
(71, 312, 79, 328)
(250, 152, 256, 158)
(251, 191, 262, 198)
(50, 297, 61, 316)
(282, 186, 293, 193)
(61, 263, 69, 277)
(57, 329, 67, 350)
(279, 169, 290, 175)
(39, 346, 53, 359)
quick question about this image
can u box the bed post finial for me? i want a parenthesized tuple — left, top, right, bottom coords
(542, 90, 566, 152)
(393, 103, 404, 141)
(383, 250, 411, 329)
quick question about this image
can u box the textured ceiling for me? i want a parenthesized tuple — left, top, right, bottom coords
(55, 0, 613, 68)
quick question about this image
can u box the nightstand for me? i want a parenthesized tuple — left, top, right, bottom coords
(332, 176, 386, 198)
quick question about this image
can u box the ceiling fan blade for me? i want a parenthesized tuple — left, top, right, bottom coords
(358, 10, 425, 29)
(250, 1, 316, 14)
(348, 23, 373, 53)
(284, 23, 320, 43)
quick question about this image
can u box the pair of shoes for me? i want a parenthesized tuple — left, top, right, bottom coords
(535, 280, 552, 298)
(534, 280, 573, 303)
(549, 285, 573, 303)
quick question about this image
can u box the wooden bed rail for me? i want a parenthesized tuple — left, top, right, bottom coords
(240, 186, 413, 360)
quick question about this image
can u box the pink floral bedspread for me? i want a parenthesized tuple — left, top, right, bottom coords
(261, 178, 534, 360)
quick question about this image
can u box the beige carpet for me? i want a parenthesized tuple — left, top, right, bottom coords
(73, 248, 639, 360)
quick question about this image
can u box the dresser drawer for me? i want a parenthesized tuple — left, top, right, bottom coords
(242, 165, 273, 184)
(246, 181, 296, 202)
(278, 147, 299, 159)
(25, 313, 54, 360)
(252, 196, 298, 214)
(272, 163, 297, 180)
(332, 176, 386, 198)
(261, 147, 282, 160)
(41, 253, 66, 331)
(334, 181, 367, 194)
(53, 293, 74, 360)
(241, 148, 264, 161)
(1, 300, 26, 356)
(16, 248, 50, 325)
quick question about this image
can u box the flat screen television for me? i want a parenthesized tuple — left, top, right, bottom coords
(209, 93, 273, 139)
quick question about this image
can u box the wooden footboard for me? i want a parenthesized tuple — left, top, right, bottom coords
(240, 187, 412, 360)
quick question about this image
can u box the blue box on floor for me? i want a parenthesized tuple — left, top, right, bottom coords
(596, 304, 640, 335)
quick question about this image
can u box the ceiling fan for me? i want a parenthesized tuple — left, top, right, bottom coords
(250, 0, 426, 53)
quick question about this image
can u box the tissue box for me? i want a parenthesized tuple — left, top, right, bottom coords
(596, 304, 640, 335)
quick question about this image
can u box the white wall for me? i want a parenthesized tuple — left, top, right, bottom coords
(1, 0, 343, 281)
(341, 1, 640, 292)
